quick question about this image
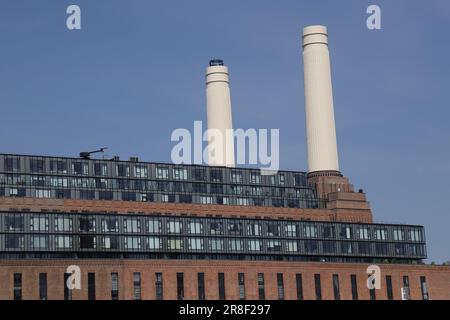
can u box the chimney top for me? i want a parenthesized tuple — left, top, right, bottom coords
(302, 25, 327, 37)
(209, 59, 224, 66)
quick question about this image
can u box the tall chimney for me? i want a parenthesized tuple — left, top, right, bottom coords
(205, 59, 235, 167)
(302, 25, 340, 175)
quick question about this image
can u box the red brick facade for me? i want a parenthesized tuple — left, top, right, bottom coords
(0, 259, 449, 300)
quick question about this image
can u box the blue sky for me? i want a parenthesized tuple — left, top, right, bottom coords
(0, 0, 449, 262)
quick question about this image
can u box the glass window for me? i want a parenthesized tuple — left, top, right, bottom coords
(173, 168, 188, 180)
(134, 165, 147, 178)
(177, 273, 184, 300)
(340, 226, 352, 239)
(314, 274, 322, 300)
(95, 178, 108, 189)
(286, 240, 298, 252)
(267, 239, 282, 252)
(5, 157, 20, 172)
(111, 273, 119, 300)
(55, 216, 73, 232)
(13, 273, 22, 300)
(322, 225, 335, 239)
(168, 238, 183, 250)
(5, 214, 24, 231)
(102, 217, 119, 233)
(167, 220, 183, 234)
(267, 222, 281, 237)
(55, 236, 73, 249)
(296, 274, 304, 300)
(394, 229, 405, 241)
(192, 168, 206, 181)
(79, 235, 96, 249)
(211, 184, 223, 194)
(409, 229, 422, 242)
(251, 187, 263, 196)
(375, 242, 388, 255)
(208, 239, 224, 251)
(250, 172, 261, 184)
(323, 241, 337, 254)
(147, 237, 162, 250)
(88, 273, 96, 301)
(247, 222, 262, 236)
(375, 228, 387, 240)
(231, 171, 242, 183)
(277, 273, 285, 300)
(386, 275, 394, 300)
(210, 169, 222, 182)
(229, 239, 243, 251)
(50, 160, 68, 174)
(357, 242, 370, 255)
(357, 227, 370, 240)
(304, 240, 319, 254)
(116, 164, 130, 177)
(39, 273, 48, 301)
(124, 236, 141, 249)
(248, 239, 262, 251)
(31, 235, 49, 249)
(79, 216, 96, 232)
(188, 238, 204, 250)
(258, 273, 265, 300)
(156, 167, 169, 179)
(285, 224, 297, 237)
(30, 216, 48, 232)
(209, 221, 223, 235)
(99, 191, 114, 200)
(94, 163, 108, 176)
(30, 159, 45, 173)
(8, 187, 26, 197)
(124, 218, 141, 233)
(333, 274, 340, 300)
(155, 273, 163, 300)
(199, 196, 212, 204)
(72, 162, 89, 175)
(304, 225, 318, 238)
(102, 236, 119, 249)
(279, 174, 285, 185)
(342, 242, 353, 254)
(188, 221, 203, 234)
(236, 197, 249, 206)
(31, 176, 46, 187)
(228, 221, 242, 235)
(148, 218, 161, 234)
(218, 273, 226, 300)
(231, 185, 243, 195)
(5, 234, 25, 249)
(36, 189, 51, 198)
(294, 174, 306, 186)
(238, 273, 246, 300)
(50, 177, 69, 187)
(351, 274, 358, 300)
(198, 273, 205, 300)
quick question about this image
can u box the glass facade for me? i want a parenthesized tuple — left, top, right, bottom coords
(0, 211, 426, 261)
(0, 154, 323, 209)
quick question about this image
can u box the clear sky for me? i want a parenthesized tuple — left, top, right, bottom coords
(0, 0, 449, 263)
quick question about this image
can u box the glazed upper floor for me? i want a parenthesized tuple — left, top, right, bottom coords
(0, 153, 325, 208)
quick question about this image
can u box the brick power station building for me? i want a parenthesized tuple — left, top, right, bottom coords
(0, 25, 449, 300)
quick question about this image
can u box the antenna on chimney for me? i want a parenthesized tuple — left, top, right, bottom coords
(80, 147, 108, 159)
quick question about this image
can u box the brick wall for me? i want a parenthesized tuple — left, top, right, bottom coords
(0, 260, 448, 300)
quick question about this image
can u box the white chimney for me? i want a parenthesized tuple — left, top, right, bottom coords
(302, 25, 340, 174)
(205, 59, 235, 167)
